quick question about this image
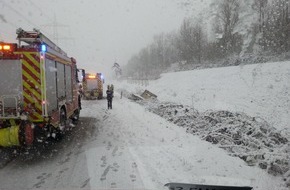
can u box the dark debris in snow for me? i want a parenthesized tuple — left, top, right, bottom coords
(138, 99, 290, 186)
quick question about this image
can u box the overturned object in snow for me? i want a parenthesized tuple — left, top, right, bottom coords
(165, 183, 253, 190)
(141, 90, 157, 99)
(128, 94, 143, 101)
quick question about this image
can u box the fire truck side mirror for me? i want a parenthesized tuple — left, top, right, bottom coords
(76, 68, 80, 83)
(77, 68, 86, 82)
(82, 70, 86, 82)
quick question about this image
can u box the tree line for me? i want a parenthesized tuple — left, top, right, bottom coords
(124, 0, 290, 79)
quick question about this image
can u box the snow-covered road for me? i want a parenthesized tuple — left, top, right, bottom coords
(0, 96, 287, 190)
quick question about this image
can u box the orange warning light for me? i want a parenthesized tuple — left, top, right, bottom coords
(87, 75, 96, 79)
(3, 45, 11, 50)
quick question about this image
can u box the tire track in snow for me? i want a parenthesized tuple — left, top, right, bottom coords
(85, 117, 146, 189)
(112, 146, 119, 156)
(81, 178, 90, 188)
(100, 165, 111, 181)
(33, 173, 52, 188)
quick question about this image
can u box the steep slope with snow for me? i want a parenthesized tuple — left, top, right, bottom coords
(118, 61, 290, 132)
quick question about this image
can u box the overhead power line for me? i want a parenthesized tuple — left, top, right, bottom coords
(0, 1, 73, 46)
(26, 0, 73, 45)
(27, 0, 53, 22)
(1, 1, 47, 33)
(0, 15, 18, 40)
(42, 14, 74, 45)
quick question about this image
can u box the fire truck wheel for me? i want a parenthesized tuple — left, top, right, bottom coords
(78, 96, 82, 110)
(72, 108, 80, 124)
(50, 125, 63, 142)
(60, 108, 67, 129)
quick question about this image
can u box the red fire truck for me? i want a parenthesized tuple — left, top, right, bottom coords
(82, 73, 104, 100)
(0, 28, 83, 147)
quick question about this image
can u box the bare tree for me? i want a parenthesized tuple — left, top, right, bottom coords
(192, 23, 205, 63)
(261, 0, 290, 53)
(253, 0, 268, 32)
(216, 0, 241, 55)
(176, 18, 196, 64)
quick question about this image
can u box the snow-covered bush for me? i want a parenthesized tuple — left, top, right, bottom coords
(142, 100, 290, 186)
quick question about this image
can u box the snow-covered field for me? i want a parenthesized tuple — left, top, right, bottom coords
(118, 61, 290, 132)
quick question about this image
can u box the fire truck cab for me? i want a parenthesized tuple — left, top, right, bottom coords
(0, 28, 83, 147)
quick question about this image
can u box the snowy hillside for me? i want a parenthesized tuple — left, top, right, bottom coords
(118, 61, 290, 132)
(199, 0, 259, 53)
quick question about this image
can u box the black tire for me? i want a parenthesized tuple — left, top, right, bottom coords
(50, 125, 63, 142)
(72, 108, 80, 125)
(78, 96, 82, 110)
(60, 108, 66, 127)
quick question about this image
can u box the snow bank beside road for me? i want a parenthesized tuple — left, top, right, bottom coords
(143, 101, 290, 185)
(114, 93, 290, 187)
(119, 61, 290, 132)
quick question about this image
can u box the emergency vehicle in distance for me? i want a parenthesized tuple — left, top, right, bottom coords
(81, 72, 104, 100)
(0, 28, 84, 147)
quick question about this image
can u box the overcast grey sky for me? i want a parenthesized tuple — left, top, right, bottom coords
(0, 0, 208, 78)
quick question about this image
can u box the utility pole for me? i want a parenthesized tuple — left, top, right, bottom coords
(42, 14, 74, 46)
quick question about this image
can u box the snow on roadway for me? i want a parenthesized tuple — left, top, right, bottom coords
(118, 61, 290, 132)
(81, 96, 287, 190)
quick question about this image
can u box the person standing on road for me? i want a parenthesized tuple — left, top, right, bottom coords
(110, 84, 114, 95)
(106, 85, 113, 109)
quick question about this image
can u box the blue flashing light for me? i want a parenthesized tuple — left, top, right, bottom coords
(41, 44, 47, 52)
(101, 74, 104, 79)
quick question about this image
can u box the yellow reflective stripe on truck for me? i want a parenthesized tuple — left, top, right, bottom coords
(21, 52, 43, 121)
(22, 59, 41, 79)
(40, 52, 47, 116)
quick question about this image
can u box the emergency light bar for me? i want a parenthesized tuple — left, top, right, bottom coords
(97, 73, 104, 79)
(41, 44, 47, 52)
(0, 43, 17, 52)
(0, 45, 10, 50)
(87, 75, 96, 79)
